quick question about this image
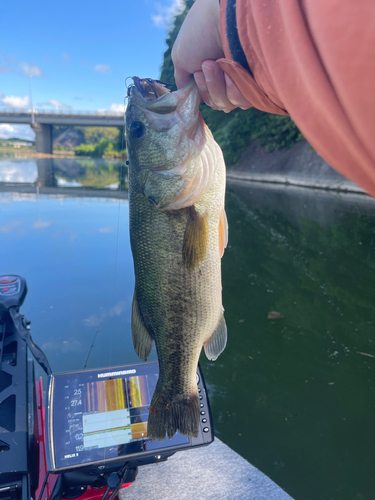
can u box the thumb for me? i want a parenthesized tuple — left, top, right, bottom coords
(173, 61, 192, 90)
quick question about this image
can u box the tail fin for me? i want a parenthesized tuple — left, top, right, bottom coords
(147, 384, 200, 441)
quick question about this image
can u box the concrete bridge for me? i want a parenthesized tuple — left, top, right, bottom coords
(0, 109, 125, 154)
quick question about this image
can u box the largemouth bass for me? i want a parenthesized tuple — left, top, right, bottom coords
(125, 77, 228, 440)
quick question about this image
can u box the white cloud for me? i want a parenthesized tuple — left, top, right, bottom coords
(83, 301, 127, 328)
(20, 63, 43, 77)
(0, 124, 17, 137)
(0, 124, 35, 141)
(20, 62, 43, 77)
(33, 220, 52, 229)
(152, 0, 184, 28)
(109, 102, 125, 113)
(152, 14, 164, 27)
(0, 94, 30, 109)
(41, 337, 85, 354)
(94, 64, 110, 74)
(97, 102, 125, 115)
(38, 99, 71, 110)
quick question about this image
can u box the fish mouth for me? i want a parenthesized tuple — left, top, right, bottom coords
(128, 77, 173, 100)
(127, 77, 199, 115)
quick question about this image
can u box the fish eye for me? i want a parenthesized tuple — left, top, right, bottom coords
(129, 121, 145, 139)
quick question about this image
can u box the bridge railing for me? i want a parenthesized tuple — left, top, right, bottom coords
(0, 107, 125, 117)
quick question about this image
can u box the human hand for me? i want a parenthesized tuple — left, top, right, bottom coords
(194, 60, 252, 112)
(172, 0, 252, 112)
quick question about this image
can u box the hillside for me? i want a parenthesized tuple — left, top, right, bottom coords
(0, 137, 34, 146)
(52, 126, 125, 156)
(53, 127, 84, 149)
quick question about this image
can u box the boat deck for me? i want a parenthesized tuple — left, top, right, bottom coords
(119, 438, 293, 500)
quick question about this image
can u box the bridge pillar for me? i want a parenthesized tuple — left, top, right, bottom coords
(32, 123, 53, 154)
(36, 159, 56, 187)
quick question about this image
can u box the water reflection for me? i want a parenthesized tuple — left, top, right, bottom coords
(0, 156, 135, 378)
(200, 180, 375, 500)
(0, 156, 128, 192)
(0, 158, 38, 183)
(37, 158, 56, 187)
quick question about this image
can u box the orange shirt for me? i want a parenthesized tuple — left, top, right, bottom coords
(217, 0, 375, 197)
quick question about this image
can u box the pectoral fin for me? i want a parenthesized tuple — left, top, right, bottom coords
(204, 314, 227, 361)
(219, 208, 228, 258)
(183, 205, 208, 271)
(131, 292, 154, 361)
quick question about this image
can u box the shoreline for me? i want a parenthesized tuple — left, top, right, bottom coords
(0, 148, 75, 159)
(226, 171, 367, 195)
(227, 138, 367, 196)
(0, 149, 126, 160)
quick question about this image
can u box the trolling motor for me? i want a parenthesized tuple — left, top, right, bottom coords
(0, 276, 214, 500)
(0, 276, 52, 376)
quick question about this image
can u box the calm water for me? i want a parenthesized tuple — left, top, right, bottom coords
(1, 156, 375, 500)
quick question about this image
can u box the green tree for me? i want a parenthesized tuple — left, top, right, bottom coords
(160, 0, 195, 90)
(83, 127, 120, 145)
(75, 138, 109, 157)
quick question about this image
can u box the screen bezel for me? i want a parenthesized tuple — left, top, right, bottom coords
(46, 362, 213, 473)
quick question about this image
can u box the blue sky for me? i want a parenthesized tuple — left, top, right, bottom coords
(0, 0, 182, 139)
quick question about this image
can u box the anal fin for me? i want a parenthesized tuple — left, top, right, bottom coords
(131, 292, 154, 361)
(204, 314, 227, 361)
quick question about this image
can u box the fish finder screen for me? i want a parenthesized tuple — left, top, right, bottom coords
(50, 363, 189, 470)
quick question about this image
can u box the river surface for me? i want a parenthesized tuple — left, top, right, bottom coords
(1, 155, 375, 500)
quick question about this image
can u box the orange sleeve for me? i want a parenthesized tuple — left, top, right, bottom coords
(217, 0, 375, 198)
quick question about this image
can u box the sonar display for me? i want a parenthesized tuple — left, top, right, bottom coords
(49, 363, 189, 470)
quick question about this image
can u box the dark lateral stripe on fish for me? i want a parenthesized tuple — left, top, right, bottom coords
(182, 205, 208, 271)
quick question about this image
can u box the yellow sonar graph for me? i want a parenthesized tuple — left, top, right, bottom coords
(86, 379, 127, 413)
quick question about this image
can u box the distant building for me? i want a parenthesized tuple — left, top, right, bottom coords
(0, 140, 33, 148)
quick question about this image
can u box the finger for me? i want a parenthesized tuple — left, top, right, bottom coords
(194, 71, 222, 110)
(172, 36, 193, 89)
(174, 64, 193, 90)
(201, 61, 237, 112)
(171, 46, 190, 90)
(224, 74, 252, 110)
